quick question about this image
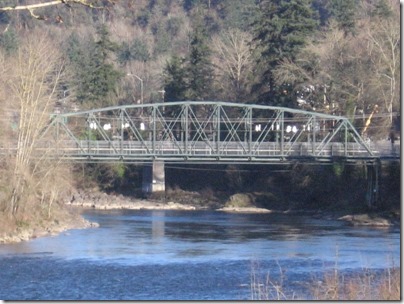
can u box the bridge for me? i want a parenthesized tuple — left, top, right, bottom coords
(34, 101, 398, 197)
(41, 101, 398, 164)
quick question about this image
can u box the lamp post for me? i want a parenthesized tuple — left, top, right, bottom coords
(158, 89, 165, 102)
(127, 73, 144, 105)
(158, 89, 166, 113)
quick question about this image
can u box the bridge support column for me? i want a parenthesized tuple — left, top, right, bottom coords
(142, 160, 165, 193)
(365, 160, 380, 209)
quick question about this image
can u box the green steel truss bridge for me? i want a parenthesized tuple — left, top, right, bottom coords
(39, 101, 398, 164)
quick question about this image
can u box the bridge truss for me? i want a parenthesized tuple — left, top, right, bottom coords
(41, 101, 376, 164)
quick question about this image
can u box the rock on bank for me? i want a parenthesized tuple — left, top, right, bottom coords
(67, 189, 198, 211)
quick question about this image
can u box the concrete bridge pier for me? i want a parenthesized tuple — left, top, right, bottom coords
(142, 160, 165, 193)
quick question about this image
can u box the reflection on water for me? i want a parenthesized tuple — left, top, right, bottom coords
(151, 210, 165, 242)
(0, 210, 400, 300)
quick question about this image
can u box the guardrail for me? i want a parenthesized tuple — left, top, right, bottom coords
(2, 139, 395, 163)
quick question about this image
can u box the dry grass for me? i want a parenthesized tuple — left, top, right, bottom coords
(250, 261, 297, 300)
(311, 266, 400, 300)
(251, 262, 400, 300)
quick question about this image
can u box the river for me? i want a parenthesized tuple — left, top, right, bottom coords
(0, 210, 400, 300)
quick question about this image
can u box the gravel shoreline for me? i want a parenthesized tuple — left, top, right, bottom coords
(67, 198, 275, 213)
(68, 198, 199, 211)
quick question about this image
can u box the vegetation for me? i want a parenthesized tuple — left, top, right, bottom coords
(0, 31, 78, 237)
(165, 162, 400, 214)
(252, 0, 318, 105)
(251, 264, 400, 300)
(0, 0, 400, 237)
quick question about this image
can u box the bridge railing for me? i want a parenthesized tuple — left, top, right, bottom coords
(0, 139, 398, 163)
(368, 140, 400, 157)
(26, 139, 397, 162)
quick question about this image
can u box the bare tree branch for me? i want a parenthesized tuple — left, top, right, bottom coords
(0, 0, 115, 20)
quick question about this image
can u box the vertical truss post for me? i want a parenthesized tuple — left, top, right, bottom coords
(87, 114, 91, 154)
(344, 122, 348, 156)
(216, 105, 221, 155)
(120, 110, 124, 154)
(152, 105, 156, 155)
(312, 115, 316, 154)
(184, 104, 188, 155)
(55, 116, 60, 141)
(56, 116, 60, 156)
(280, 111, 284, 156)
(248, 107, 252, 155)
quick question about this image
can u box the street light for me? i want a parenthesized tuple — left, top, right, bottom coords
(157, 89, 165, 102)
(127, 73, 144, 105)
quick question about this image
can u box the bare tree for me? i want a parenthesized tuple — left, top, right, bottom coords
(0, 32, 71, 218)
(273, 2, 399, 139)
(211, 29, 254, 101)
(364, 0, 400, 124)
(273, 22, 352, 114)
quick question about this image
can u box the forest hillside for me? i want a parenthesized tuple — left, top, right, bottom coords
(0, 0, 400, 236)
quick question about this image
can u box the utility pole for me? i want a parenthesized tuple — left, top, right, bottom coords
(127, 73, 144, 105)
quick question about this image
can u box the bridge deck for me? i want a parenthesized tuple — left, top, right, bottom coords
(20, 139, 398, 164)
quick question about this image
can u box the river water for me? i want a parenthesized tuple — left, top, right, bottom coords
(0, 210, 400, 300)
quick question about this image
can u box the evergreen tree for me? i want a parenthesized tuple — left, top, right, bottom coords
(66, 32, 84, 64)
(186, 22, 214, 100)
(163, 15, 215, 104)
(0, 27, 18, 55)
(252, 0, 318, 106)
(117, 41, 132, 64)
(220, 0, 259, 31)
(312, 0, 331, 27)
(67, 26, 122, 108)
(66, 33, 93, 104)
(328, 0, 358, 36)
(371, 0, 393, 18)
(163, 55, 188, 102)
(183, 0, 201, 11)
(130, 38, 150, 62)
(153, 22, 171, 56)
(166, 17, 182, 37)
(118, 38, 150, 64)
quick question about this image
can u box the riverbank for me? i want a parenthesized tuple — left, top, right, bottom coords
(0, 205, 99, 244)
(66, 189, 274, 213)
(0, 189, 399, 244)
(67, 189, 400, 226)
